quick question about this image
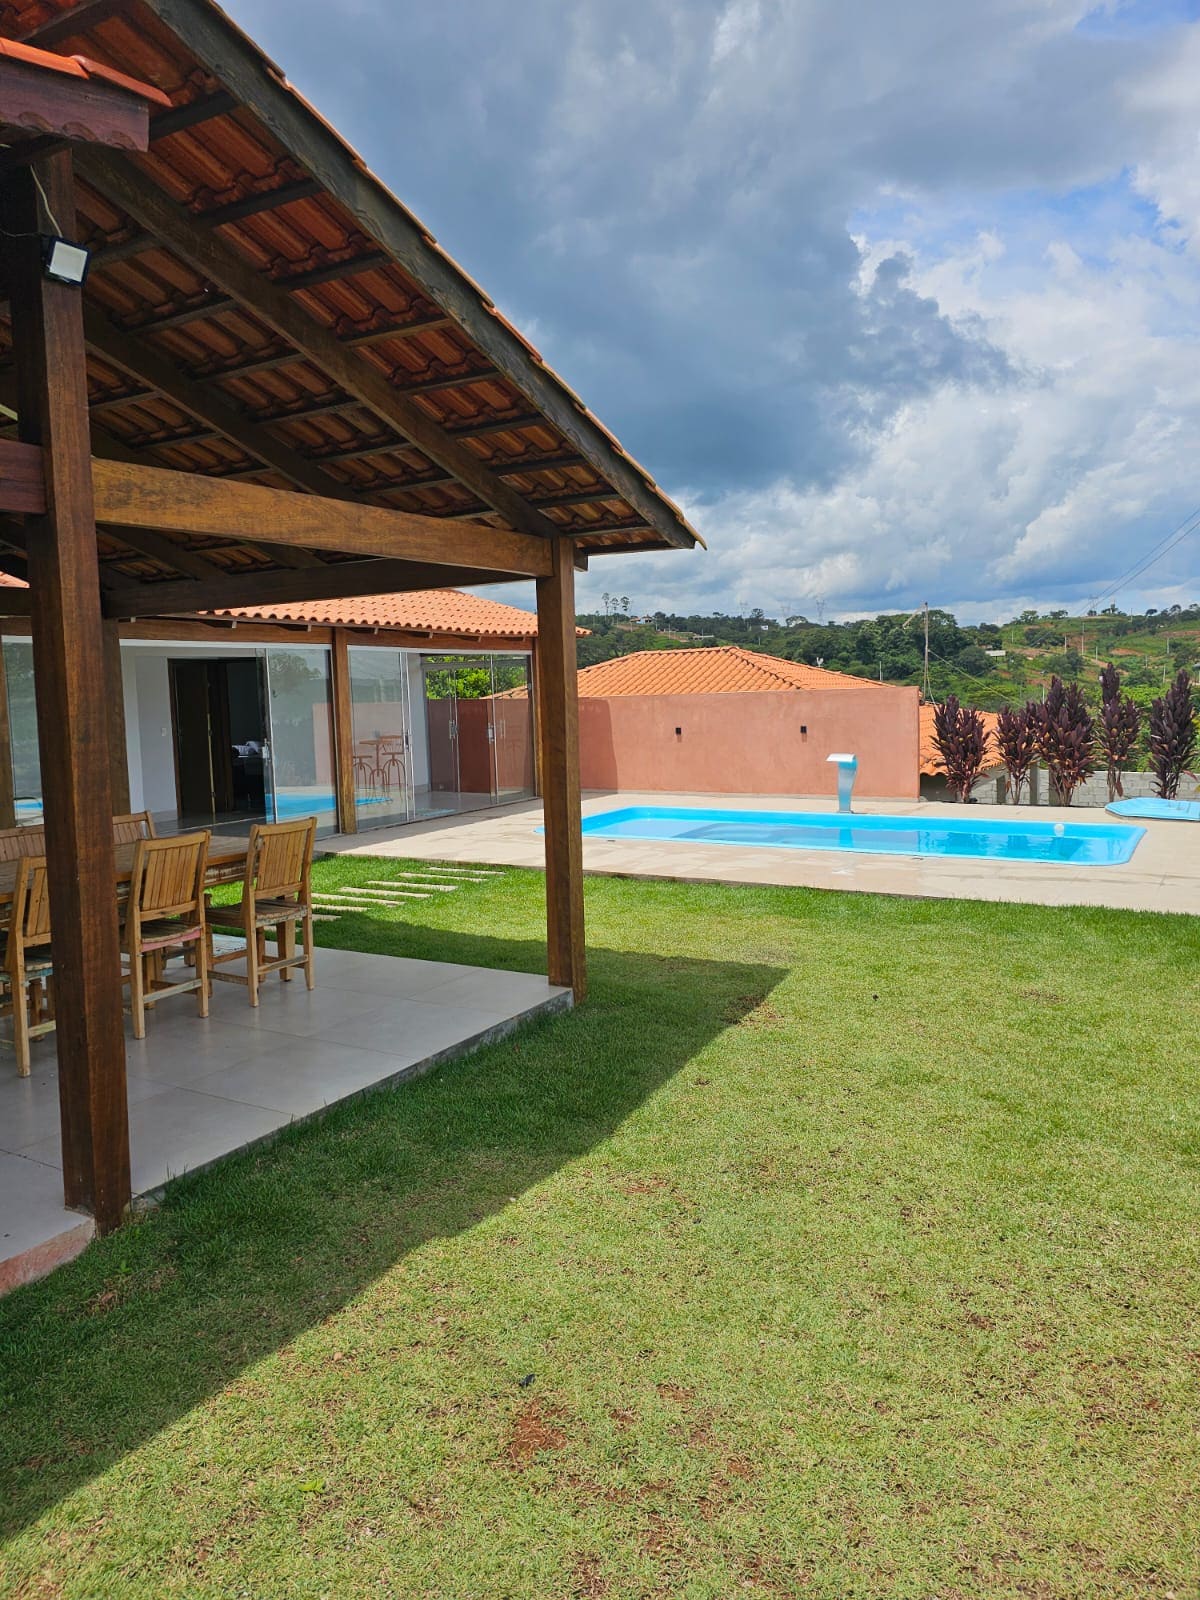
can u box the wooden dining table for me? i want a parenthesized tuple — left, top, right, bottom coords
(0, 833, 254, 908)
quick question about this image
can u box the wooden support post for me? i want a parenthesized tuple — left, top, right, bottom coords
(3, 154, 130, 1232)
(535, 538, 585, 1001)
(0, 631, 15, 830)
(330, 629, 357, 835)
(102, 620, 130, 814)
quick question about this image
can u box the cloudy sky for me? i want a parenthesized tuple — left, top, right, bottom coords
(233, 0, 1200, 622)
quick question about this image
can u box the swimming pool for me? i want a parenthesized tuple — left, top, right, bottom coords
(577, 806, 1144, 865)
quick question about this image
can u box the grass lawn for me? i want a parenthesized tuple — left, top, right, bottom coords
(2, 860, 1199, 1598)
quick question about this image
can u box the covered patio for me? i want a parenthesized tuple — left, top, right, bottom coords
(0, 0, 698, 1270)
(1, 945, 571, 1292)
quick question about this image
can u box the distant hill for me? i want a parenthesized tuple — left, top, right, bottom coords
(576, 603, 1200, 710)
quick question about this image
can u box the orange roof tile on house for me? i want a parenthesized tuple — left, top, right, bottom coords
(576, 645, 897, 698)
(0, 574, 555, 641)
(212, 587, 552, 640)
(919, 703, 1002, 778)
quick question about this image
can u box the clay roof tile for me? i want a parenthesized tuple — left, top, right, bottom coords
(576, 645, 900, 698)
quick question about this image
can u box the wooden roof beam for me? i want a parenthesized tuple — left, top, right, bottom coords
(76, 149, 565, 540)
(88, 456, 556, 576)
(103, 556, 518, 619)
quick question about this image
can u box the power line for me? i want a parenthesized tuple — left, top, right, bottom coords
(1089, 504, 1200, 610)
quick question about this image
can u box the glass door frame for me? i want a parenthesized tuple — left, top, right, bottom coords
(347, 644, 414, 831)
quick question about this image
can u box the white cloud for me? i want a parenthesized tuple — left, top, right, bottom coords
(229, 0, 1200, 622)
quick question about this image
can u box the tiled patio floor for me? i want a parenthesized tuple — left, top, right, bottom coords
(321, 791, 1197, 915)
(0, 949, 570, 1294)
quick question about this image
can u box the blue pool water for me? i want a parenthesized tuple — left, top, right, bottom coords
(578, 806, 1144, 865)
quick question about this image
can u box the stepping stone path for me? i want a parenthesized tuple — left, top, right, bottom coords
(312, 864, 501, 919)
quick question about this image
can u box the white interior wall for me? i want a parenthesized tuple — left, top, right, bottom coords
(132, 654, 177, 815)
(121, 657, 142, 811)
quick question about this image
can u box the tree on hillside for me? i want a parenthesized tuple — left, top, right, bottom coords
(1035, 675, 1095, 805)
(931, 696, 989, 803)
(1097, 663, 1141, 802)
(1147, 670, 1197, 800)
(955, 645, 995, 678)
(994, 704, 1038, 805)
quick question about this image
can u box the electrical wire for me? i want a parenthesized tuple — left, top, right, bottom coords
(1089, 504, 1200, 610)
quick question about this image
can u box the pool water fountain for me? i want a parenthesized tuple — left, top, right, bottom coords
(826, 752, 858, 814)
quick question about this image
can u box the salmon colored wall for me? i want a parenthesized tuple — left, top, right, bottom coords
(577, 688, 920, 800)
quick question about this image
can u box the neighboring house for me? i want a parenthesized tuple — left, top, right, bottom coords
(918, 704, 1004, 801)
(0, 582, 559, 837)
(575, 646, 921, 799)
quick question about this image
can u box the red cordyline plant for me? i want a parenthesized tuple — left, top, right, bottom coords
(994, 703, 1038, 805)
(1147, 669, 1197, 800)
(1097, 662, 1141, 803)
(1035, 674, 1095, 806)
(931, 695, 989, 802)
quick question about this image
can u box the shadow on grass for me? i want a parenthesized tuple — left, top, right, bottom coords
(0, 931, 786, 1537)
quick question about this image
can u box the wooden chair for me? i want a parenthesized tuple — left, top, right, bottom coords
(377, 737, 406, 796)
(0, 855, 55, 1076)
(0, 824, 45, 862)
(205, 817, 316, 1006)
(112, 811, 157, 845)
(122, 830, 211, 1039)
(352, 751, 377, 795)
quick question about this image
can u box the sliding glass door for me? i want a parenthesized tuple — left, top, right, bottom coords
(408, 651, 535, 821)
(262, 646, 338, 837)
(490, 655, 535, 802)
(348, 647, 412, 828)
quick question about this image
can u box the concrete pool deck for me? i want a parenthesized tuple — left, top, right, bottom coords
(322, 791, 1198, 915)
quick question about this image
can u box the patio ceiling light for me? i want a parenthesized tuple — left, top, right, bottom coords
(40, 235, 90, 288)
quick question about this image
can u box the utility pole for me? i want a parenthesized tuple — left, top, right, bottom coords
(921, 602, 931, 702)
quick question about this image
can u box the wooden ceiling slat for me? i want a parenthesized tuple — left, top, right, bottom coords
(82, 301, 367, 501)
(150, 89, 237, 142)
(77, 149, 565, 540)
(198, 176, 322, 227)
(110, 524, 225, 579)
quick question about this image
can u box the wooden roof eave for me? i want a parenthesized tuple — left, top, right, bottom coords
(128, 0, 700, 554)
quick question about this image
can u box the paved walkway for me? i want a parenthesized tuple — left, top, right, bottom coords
(322, 791, 1198, 915)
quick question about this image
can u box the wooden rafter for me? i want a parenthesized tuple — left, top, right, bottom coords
(76, 150, 566, 541)
(107, 524, 225, 580)
(17, 0, 131, 47)
(134, 0, 692, 551)
(149, 89, 236, 141)
(81, 301, 370, 501)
